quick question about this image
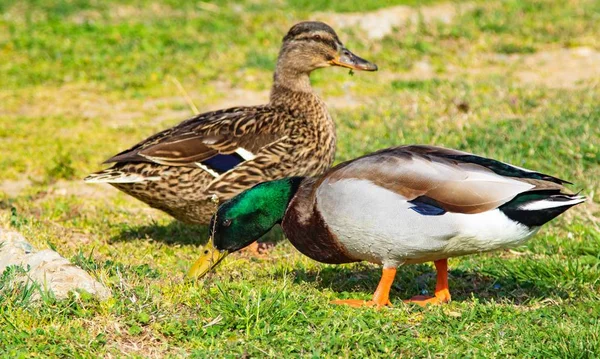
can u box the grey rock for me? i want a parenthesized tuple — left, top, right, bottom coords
(0, 228, 110, 300)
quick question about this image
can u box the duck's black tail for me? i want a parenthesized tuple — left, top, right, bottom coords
(499, 190, 585, 227)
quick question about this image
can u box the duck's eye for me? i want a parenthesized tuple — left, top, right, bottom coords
(313, 34, 322, 40)
(222, 219, 232, 227)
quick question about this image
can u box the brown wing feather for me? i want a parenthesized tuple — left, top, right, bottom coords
(138, 135, 218, 166)
(323, 145, 569, 214)
(103, 105, 288, 167)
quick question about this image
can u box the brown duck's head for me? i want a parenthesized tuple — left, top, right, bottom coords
(277, 21, 378, 74)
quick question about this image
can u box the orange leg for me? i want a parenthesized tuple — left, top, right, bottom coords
(332, 267, 397, 308)
(405, 259, 451, 306)
(240, 241, 273, 258)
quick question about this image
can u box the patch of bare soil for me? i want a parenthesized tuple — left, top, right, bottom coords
(463, 47, 600, 88)
(69, 4, 183, 24)
(382, 47, 600, 89)
(0, 179, 32, 197)
(209, 80, 374, 110)
(2, 84, 144, 124)
(2, 81, 267, 128)
(50, 180, 116, 199)
(379, 60, 442, 83)
(207, 81, 269, 111)
(320, 2, 475, 40)
(0, 179, 120, 202)
(510, 47, 600, 88)
(325, 93, 364, 109)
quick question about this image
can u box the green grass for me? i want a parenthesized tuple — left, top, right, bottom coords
(1, 0, 600, 357)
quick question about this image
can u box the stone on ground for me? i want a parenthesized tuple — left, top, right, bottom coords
(0, 228, 110, 300)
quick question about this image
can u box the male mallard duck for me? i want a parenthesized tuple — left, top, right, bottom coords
(189, 145, 584, 307)
(84, 21, 377, 225)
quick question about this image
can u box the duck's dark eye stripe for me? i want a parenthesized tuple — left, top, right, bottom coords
(317, 38, 337, 49)
(294, 36, 337, 49)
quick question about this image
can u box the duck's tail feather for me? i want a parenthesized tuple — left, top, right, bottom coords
(499, 190, 585, 227)
(84, 168, 159, 183)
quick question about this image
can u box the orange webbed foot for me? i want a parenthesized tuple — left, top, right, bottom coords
(405, 259, 451, 307)
(404, 296, 441, 307)
(331, 267, 397, 309)
(404, 290, 450, 307)
(240, 241, 273, 258)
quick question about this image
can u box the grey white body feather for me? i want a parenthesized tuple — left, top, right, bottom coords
(284, 145, 585, 268)
(317, 179, 539, 267)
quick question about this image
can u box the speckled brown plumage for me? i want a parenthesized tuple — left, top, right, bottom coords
(84, 21, 377, 224)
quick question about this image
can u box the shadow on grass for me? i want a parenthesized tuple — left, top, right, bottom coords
(287, 264, 570, 305)
(110, 220, 210, 246)
(110, 221, 288, 247)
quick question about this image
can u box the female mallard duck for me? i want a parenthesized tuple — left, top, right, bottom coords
(189, 145, 584, 307)
(84, 21, 377, 225)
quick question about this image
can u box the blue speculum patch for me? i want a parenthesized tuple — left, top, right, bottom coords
(408, 197, 446, 216)
(202, 153, 245, 172)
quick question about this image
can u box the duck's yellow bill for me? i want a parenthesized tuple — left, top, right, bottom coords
(187, 240, 229, 279)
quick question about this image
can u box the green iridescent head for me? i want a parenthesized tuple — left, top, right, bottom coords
(188, 177, 303, 278)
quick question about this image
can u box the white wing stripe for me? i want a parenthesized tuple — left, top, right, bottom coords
(520, 197, 586, 210)
(195, 162, 219, 178)
(235, 147, 256, 161)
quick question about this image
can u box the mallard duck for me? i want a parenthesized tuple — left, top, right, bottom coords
(189, 145, 585, 307)
(84, 21, 377, 225)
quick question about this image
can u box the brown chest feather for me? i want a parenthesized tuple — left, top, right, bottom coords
(281, 185, 357, 264)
